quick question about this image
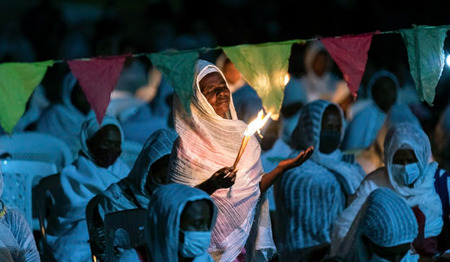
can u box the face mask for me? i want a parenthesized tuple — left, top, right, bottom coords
(90, 147, 121, 168)
(319, 130, 341, 154)
(179, 230, 211, 258)
(392, 163, 420, 186)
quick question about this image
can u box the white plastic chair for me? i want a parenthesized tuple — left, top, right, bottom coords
(0, 159, 57, 230)
(120, 141, 143, 168)
(0, 132, 74, 171)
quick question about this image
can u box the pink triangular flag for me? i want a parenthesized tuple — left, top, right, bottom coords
(68, 54, 130, 124)
(321, 33, 374, 98)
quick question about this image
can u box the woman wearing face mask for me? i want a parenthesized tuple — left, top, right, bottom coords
(274, 100, 365, 261)
(46, 115, 130, 262)
(146, 183, 217, 262)
(332, 123, 445, 260)
(92, 129, 178, 260)
(331, 188, 418, 262)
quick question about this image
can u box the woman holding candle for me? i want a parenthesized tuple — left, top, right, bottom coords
(168, 59, 313, 262)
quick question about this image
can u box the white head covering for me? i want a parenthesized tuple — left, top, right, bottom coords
(342, 70, 400, 151)
(36, 72, 93, 155)
(334, 188, 418, 261)
(366, 70, 400, 101)
(126, 129, 177, 204)
(169, 59, 275, 261)
(304, 41, 331, 74)
(80, 115, 124, 161)
(291, 99, 364, 194)
(384, 123, 443, 237)
(301, 41, 339, 102)
(146, 183, 217, 262)
(61, 72, 82, 115)
(13, 84, 49, 132)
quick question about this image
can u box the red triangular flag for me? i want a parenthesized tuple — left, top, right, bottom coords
(68, 54, 130, 124)
(321, 33, 374, 98)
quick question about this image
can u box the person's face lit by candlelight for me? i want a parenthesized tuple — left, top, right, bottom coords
(199, 72, 231, 118)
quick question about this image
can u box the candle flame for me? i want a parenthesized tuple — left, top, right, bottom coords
(244, 110, 272, 136)
(284, 73, 290, 86)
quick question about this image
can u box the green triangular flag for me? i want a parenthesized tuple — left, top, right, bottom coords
(148, 51, 199, 113)
(0, 60, 54, 133)
(400, 26, 449, 105)
(223, 41, 294, 119)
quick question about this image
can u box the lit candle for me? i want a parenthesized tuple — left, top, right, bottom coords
(228, 110, 271, 197)
(232, 110, 272, 170)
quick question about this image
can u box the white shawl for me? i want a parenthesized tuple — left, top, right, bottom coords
(46, 116, 130, 262)
(36, 73, 94, 155)
(168, 60, 275, 261)
(332, 123, 443, 252)
(274, 100, 365, 255)
(98, 128, 178, 217)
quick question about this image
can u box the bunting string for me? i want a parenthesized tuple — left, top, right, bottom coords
(1, 24, 449, 132)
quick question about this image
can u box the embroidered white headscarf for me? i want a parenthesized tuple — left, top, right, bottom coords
(333, 188, 418, 261)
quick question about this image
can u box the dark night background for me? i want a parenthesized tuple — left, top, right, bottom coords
(0, 0, 449, 126)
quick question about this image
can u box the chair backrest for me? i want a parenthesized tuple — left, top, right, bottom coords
(33, 173, 61, 261)
(0, 132, 74, 171)
(86, 196, 103, 262)
(0, 159, 57, 229)
(104, 209, 147, 261)
(120, 140, 143, 168)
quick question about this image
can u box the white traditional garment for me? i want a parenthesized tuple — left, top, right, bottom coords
(332, 123, 443, 252)
(274, 100, 365, 257)
(14, 84, 49, 132)
(342, 70, 400, 151)
(356, 104, 420, 174)
(0, 167, 39, 262)
(98, 128, 178, 218)
(46, 116, 130, 262)
(168, 60, 276, 261)
(36, 72, 93, 155)
(332, 188, 419, 261)
(300, 41, 342, 103)
(146, 183, 217, 262)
